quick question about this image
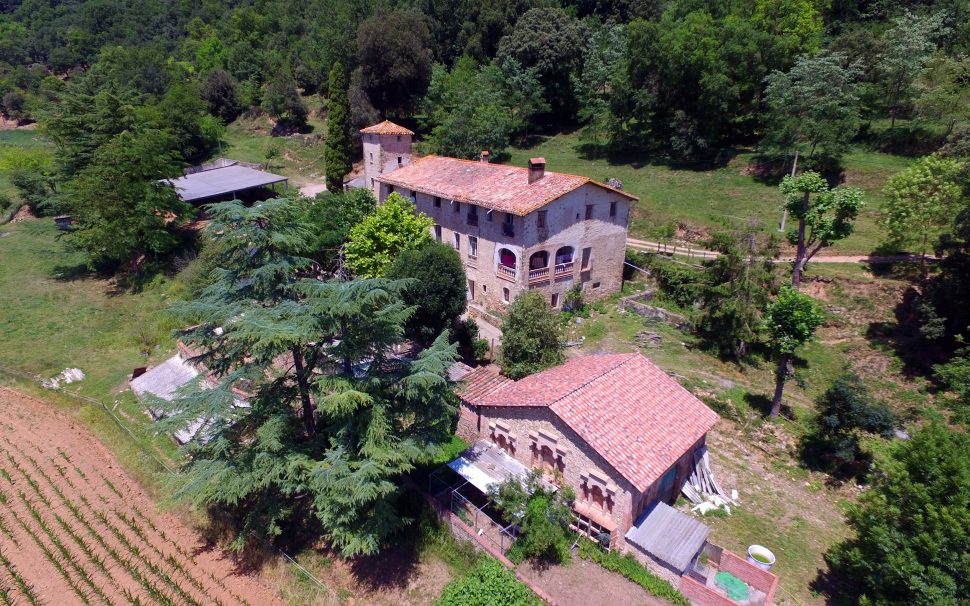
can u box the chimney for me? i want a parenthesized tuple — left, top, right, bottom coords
(480, 150, 490, 163)
(528, 157, 546, 184)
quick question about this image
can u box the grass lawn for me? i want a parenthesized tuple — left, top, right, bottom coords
(507, 133, 915, 255)
(0, 217, 483, 605)
(567, 262, 933, 605)
(0, 129, 49, 198)
(220, 96, 330, 189)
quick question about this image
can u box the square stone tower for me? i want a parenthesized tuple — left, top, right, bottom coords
(360, 120, 414, 199)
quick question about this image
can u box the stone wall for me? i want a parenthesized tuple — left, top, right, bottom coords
(475, 404, 640, 543)
(388, 182, 631, 312)
(618, 291, 691, 328)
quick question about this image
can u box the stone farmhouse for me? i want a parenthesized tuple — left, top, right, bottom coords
(359, 120, 638, 312)
(454, 353, 719, 548)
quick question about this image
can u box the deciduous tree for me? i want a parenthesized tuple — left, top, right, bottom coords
(764, 286, 825, 418)
(500, 291, 564, 379)
(304, 188, 377, 273)
(779, 171, 864, 287)
(496, 8, 586, 117)
(878, 11, 947, 131)
(882, 154, 968, 264)
(356, 11, 433, 117)
(344, 193, 434, 278)
(388, 243, 467, 345)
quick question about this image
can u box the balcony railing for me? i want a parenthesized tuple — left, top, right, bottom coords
(528, 267, 550, 283)
(497, 264, 517, 281)
(554, 261, 574, 276)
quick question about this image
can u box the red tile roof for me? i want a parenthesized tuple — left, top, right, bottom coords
(457, 366, 514, 403)
(473, 354, 719, 492)
(360, 120, 415, 136)
(376, 155, 637, 216)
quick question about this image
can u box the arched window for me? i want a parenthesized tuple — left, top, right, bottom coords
(529, 251, 549, 270)
(498, 248, 517, 268)
(539, 445, 557, 471)
(555, 246, 574, 265)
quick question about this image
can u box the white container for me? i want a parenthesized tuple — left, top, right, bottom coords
(747, 545, 776, 571)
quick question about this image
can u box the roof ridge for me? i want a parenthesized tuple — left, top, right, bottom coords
(542, 353, 637, 408)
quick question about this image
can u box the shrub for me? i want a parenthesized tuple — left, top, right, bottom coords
(643, 255, 704, 309)
(488, 469, 574, 564)
(436, 558, 542, 606)
(500, 291, 564, 379)
(577, 539, 691, 606)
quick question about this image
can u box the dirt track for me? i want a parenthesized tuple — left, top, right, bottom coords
(0, 386, 284, 606)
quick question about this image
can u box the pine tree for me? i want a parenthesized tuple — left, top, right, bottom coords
(157, 197, 458, 556)
(325, 62, 353, 193)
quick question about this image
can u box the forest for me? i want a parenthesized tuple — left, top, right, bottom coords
(1, 1, 970, 605)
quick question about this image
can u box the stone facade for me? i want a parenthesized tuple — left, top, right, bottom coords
(362, 132, 412, 198)
(457, 401, 706, 547)
(378, 181, 632, 312)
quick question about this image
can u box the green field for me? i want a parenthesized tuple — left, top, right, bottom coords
(0, 129, 49, 199)
(507, 133, 914, 255)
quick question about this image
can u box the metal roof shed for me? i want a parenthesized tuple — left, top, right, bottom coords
(625, 501, 710, 574)
(166, 163, 288, 203)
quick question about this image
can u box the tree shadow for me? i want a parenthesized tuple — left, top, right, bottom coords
(810, 560, 858, 606)
(864, 286, 950, 380)
(51, 262, 94, 282)
(742, 392, 773, 417)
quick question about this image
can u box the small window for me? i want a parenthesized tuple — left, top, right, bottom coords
(502, 288, 510, 304)
(454, 201, 461, 213)
(505, 213, 514, 224)
(592, 281, 601, 289)
(585, 205, 593, 220)
(482, 284, 487, 293)
(434, 196, 441, 208)
(551, 293, 559, 308)
(453, 232, 460, 250)
(469, 236, 478, 259)
(434, 225, 442, 242)
(487, 211, 493, 223)
(389, 185, 395, 193)
(467, 280, 475, 301)
(397, 156, 402, 165)
(537, 210, 547, 229)
(397, 135, 401, 141)
(410, 190, 416, 203)
(581, 247, 592, 270)
(369, 152, 373, 161)
(370, 178, 374, 186)
(609, 201, 617, 218)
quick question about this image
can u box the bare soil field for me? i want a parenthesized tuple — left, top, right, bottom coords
(0, 386, 284, 606)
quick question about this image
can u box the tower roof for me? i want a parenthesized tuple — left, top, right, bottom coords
(360, 120, 415, 136)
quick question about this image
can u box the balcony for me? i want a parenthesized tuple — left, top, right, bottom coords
(554, 261, 574, 276)
(497, 264, 517, 281)
(528, 267, 550, 283)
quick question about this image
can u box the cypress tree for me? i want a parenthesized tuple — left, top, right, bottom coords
(325, 62, 353, 193)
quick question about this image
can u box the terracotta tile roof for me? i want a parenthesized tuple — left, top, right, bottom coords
(475, 354, 719, 492)
(377, 155, 637, 216)
(360, 120, 415, 136)
(457, 366, 514, 403)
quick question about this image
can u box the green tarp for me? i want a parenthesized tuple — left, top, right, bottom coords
(715, 571, 750, 602)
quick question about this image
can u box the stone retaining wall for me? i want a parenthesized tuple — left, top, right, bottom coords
(618, 291, 691, 328)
